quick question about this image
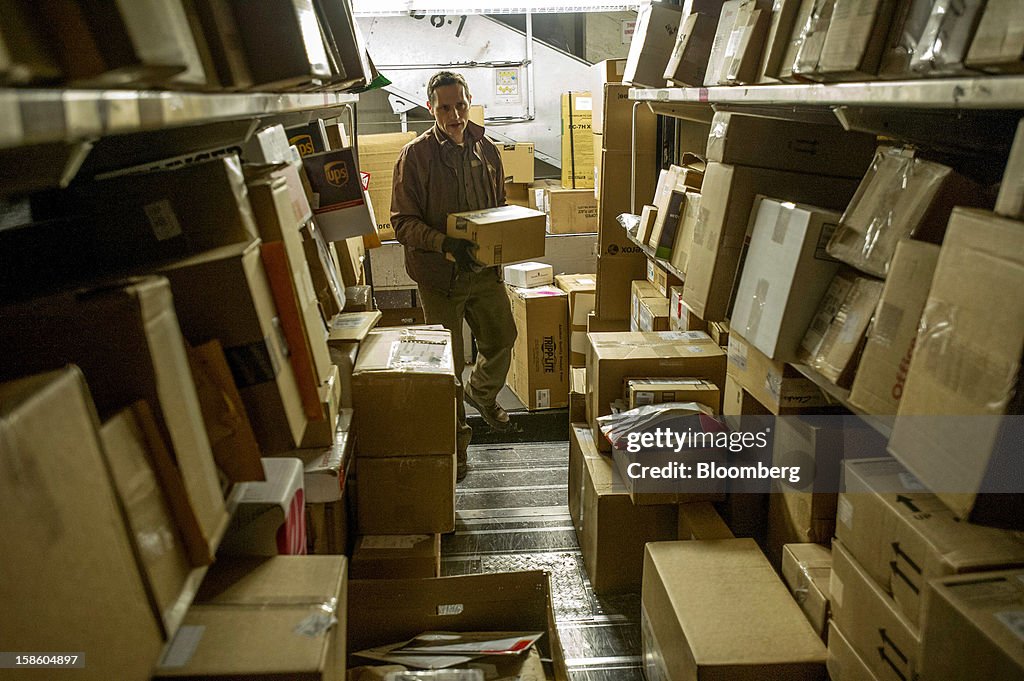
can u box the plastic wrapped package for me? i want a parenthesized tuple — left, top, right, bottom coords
(910, 0, 987, 74)
(792, 0, 838, 78)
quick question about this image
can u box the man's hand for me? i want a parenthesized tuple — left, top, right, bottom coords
(442, 237, 480, 273)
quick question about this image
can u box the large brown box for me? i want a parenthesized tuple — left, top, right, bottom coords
(159, 240, 308, 453)
(586, 331, 727, 451)
(919, 569, 1024, 681)
(829, 540, 919, 681)
(598, 84, 659, 153)
(965, 0, 1024, 73)
(350, 534, 440, 580)
(158, 556, 348, 680)
(570, 425, 677, 594)
(358, 132, 417, 241)
(229, 0, 331, 88)
(446, 205, 547, 267)
(507, 284, 570, 410)
(0, 277, 227, 566)
(781, 543, 832, 639)
(0, 369, 164, 681)
(826, 622, 880, 681)
(355, 454, 456, 535)
(726, 332, 828, 414)
(837, 458, 1024, 629)
(818, 0, 901, 78)
(623, 1, 684, 87)
(351, 327, 456, 457)
(642, 539, 828, 681)
(682, 162, 859, 321)
(888, 208, 1024, 529)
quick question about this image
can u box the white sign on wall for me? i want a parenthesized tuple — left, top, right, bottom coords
(621, 19, 636, 45)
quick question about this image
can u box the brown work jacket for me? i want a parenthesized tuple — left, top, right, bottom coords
(391, 121, 506, 292)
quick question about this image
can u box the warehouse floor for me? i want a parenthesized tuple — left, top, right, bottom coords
(442, 441, 645, 681)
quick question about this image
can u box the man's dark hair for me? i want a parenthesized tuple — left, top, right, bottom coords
(427, 71, 471, 105)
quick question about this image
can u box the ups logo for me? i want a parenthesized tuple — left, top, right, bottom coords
(324, 161, 349, 187)
(290, 134, 315, 156)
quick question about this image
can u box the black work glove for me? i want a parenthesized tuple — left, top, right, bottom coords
(442, 236, 480, 273)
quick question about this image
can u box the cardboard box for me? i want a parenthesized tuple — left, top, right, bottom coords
(636, 296, 671, 332)
(829, 540, 920, 681)
(507, 284, 570, 410)
(351, 534, 440, 580)
(668, 191, 703, 276)
(669, 286, 708, 333)
(731, 198, 843, 362)
(649, 164, 704, 253)
(758, 0, 806, 82)
(631, 279, 664, 327)
(591, 58, 626, 134)
(682, 162, 859, 322)
(827, 622, 880, 681)
(0, 2, 60, 84)
(498, 142, 535, 184)
(777, 0, 821, 80)
(920, 569, 1024, 681)
(303, 147, 376, 243)
(996, 118, 1024, 219)
(303, 222, 348, 317)
(307, 496, 351, 556)
(366, 241, 416, 291)
(548, 188, 599, 234)
(597, 146, 659, 258)
(160, 555, 347, 680)
(599, 84, 659, 153)
(627, 378, 721, 410)
(287, 122, 330, 159)
(722, 1, 773, 84)
(966, 0, 1024, 73)
(793, 0, 838, 78)
(642, 539, 828, 681)
(505, 181, 530, 207)
(910, 0, 986, 74)
(664, 12, 719, 86)
(100, 404, 193, 635)
(623, 1, 684, 87)
(562, 92, 595, 189)
(837, 458, 1024, 629)
(504, 261, 553, 288)
(782, 543, 832, 639)
(677, 501, 734, 540)
(1, 369, 163, 680)
(596, 252, 647, 321)
(556, 274, 597, 367)
(571, 425, 678, 593)
(193, 0, 253, 89)
(568, 423, 597, 529)
(828, 148, 987, 278)
(587, 331, 727, 449)
(220, 458, 306, 556)
(570, 369, 587, 422)
(705, 112, 876, 177)
(159, 240, 309, 453)
(0, 278, 227, 567)
(346, 571, 568, 678)
(818, 0, 901, 78)
(727, 332, 828, 414)
(230, 0, 331, 88)
(704, 0, 745, 85)
(709, 319, 730, 348)
(356, 454, 455, 534)
(291, 407, 354, 504)
(849, 240, 940, 415)
(299, 364, 342, 449)
(351, 327, 456, 456)
(799, 270, 884, 387)
(446, 205, 547, 267)
(885, 206, 1024, 533)
(243, 125, 292, 165)
(357, 132, 416, 241)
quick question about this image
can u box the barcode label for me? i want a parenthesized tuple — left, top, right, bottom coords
(144, 200, 183, 241)
(536, 389, 550, 408)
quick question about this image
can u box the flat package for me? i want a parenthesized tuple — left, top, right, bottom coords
(623, 1, 684, 87)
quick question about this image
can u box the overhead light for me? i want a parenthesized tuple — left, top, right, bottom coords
(351, 1, 642, 15)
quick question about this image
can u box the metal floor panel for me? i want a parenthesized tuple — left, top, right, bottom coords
(444, 441, 646, 681)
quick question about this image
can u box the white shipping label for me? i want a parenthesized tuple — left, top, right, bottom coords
(537, 389, 551, 409)
(159, 626, 205, 668)
(575, 96, 593, 111)
(144, 200, 184, 241)
(729, 338, 748, 369)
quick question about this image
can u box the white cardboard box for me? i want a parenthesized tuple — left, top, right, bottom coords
(504, 261, 554, 288)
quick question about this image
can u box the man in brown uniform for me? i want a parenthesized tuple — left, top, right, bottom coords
(391, 71, 517, 481)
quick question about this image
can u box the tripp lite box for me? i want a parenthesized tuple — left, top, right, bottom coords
(446, 205, 547, 267)
(1, 369, 164, 681)
(159, 555, 347, 680)
(507, 284, 570, 410)
(920, 569, 1024, 681)
(781, 543, 832, 639)
(220, 458, 307, 556)
(499, 142, 535, 184)
(626, 378, 720, 410)
(357, 132, 416, 241)
(888, 208, 1024, 530)
(730, 198, 843, 362)
(561, 92, 595, 189)
(159, 240, 309, 454)
(798, 270, 884, 387)
(504, 261, 553, 288)
(705, 111, 876, 177)
(586, 331, 727, 450)
(571, 424, 678, 594)
(642, 539, 828, 681)
(547, 188, 599, 234)
(0, 277, 228, 567)
(849, 240, 940, 415)
(356, 454, 456, 534)
(682, 162, 859, 322)
(351, 327, 456, 457)
(623, 0, 684, 87)
(827, 148, 987, 278)
(837, 458, 1024, 629)
(351, 534, 441, 580)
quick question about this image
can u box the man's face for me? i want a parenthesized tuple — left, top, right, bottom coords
(428, 83, 471, 144)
